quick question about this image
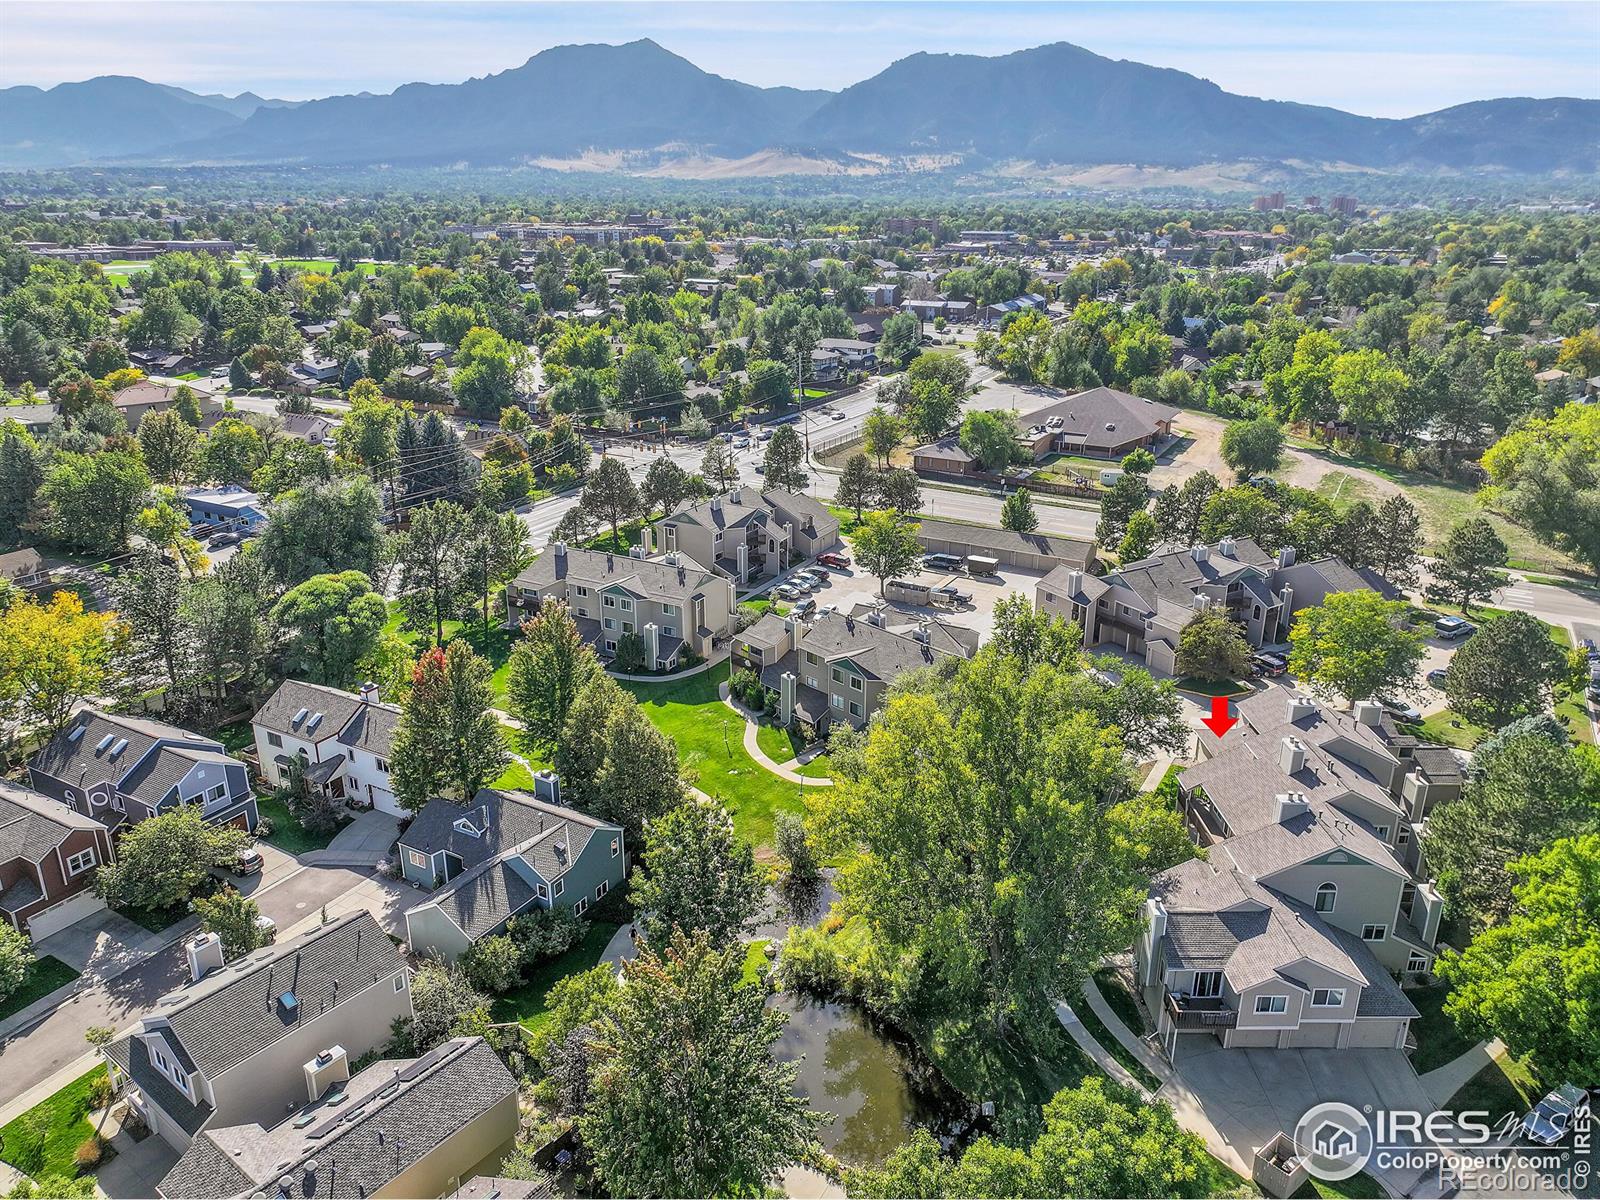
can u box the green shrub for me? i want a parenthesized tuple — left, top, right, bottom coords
(461, 934, 522, 995)
(506, 907, 585, 966)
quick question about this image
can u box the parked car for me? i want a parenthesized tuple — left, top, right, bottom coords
(831, 410, 847, 421)
(931, 585, 971, 606)
(773, 584, 801, 601)
(733, 437, 751, 449)
(1251, 653, 1287, 678)
(757, 428, 774, 441)
(719, 431, 735, 442)
(1588, 680, 1600, 704)
(817, 603, 837, 618)
(753, 463, 765, 474)
(923, 552, 962, 571)
(1521, 1084, 1590, 1146)
(792, 597, 817, 618)
(818, 552, 851, 568)
(1376, 695, 1423, 723)
(232, 846, 263, 876)
(1426, 667, 1450, 687)
(208, 531, 243, 549)
(1433, 615, 1476, 640)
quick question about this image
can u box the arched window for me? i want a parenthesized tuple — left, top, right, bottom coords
(1314, 882, 1337, 913)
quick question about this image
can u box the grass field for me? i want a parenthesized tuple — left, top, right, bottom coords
(623, 661, 820, 849)
(0, 956, 79, 1021)
(1405, 982, 1478, 1074)
(0, 1065, 108, 1180)
(1450, 1050, 1540, 1127)
(753, 722, 833, 779)
(488, 919, 621, 1037)
(1073, 984, 1162, 1091)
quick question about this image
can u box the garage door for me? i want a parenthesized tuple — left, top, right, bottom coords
(1225, 1028, 1281, 1048)
(26, 889, 107, 941)
(1347, 1019, 1406, 1049)
(1286, 1022, 1344, 1048)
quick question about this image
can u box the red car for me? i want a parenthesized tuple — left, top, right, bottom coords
(817, 552, 851, 568)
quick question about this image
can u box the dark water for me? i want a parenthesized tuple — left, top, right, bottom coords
(771, 991, 977, 1167)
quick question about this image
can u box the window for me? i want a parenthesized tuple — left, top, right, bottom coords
(392, 975, 405, 993)
(610, 837, 620, 858)
(622, 621, 634, 634)
(552, 878, 564, 898)
(605, 640, 617, 653)
(1310, 988, 1345, 1008)
(376, 759, 390, 774)
(804, 675, 818, 689)
(575, 586, 590, 598)
(1407, 951, 1429, 972)
(1314, 882, 1337, 913)
(603, 595, 616, 608)
(850, 676, 863, 691)
(662, 603, 679, 617)
(266, 732, 283, 748)
(663, 625, 677, 637)
(831, 667, 845, 685)
(831, 694, 843, 710)
(595, 880, 609, 901)
(619, 598, 634, 613)
(603, 617, 616, 631)
(1253, 605, 1262, 619)
(536, 882, 549, 900)
(1254, 995, 1288, 1014)
(65, 848, 96, 876)
(1361, 924, 1387, 942)
(203, 783, 227, 805)
(849, 701, 863, 718)
(574, 897, 588, 917)
(1397, 825, 1410, 846)
(1375, 825, 1390, 841)
(1191, 971, 1222, 999)
(406, 849, 431, 871)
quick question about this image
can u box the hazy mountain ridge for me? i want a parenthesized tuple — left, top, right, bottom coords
(3, 40, 1595, 177)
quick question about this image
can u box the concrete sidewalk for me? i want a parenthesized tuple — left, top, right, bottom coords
(722, 683, 834, 787)
(1417, 1037, 1502, 1108)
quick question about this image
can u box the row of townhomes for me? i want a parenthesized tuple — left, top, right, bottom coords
(1136, 689, 1454, 1056)
(102, 911, 520, 1198)
(1037, 536, 1388, 674)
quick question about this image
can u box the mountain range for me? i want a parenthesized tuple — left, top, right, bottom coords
(3, 40, 1596, 178)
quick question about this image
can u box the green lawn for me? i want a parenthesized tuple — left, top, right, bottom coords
(0, 1064, 108, 1180)
(622, 661, 821, 849)
(753, 722, 833, 779)
(1073, 984, 1162, 1092)
(1295, 1170, 1387, 1199)
(1405, 982, 1478, 1074)
(488, 919, 621, 1037)
(0, 956, 80, 1021)
(1175, 676, 1252, 697)
(1038, 452, 1119, 480)
(1450, 1051, 1539, 1127)
(492, 722, 551, 791)
(1092, 966, 1149, 1035)
(255, 794, 345, 855)
(741, 939, 772, 987)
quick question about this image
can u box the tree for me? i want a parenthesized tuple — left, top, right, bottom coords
(1152, 470, 1219, 548)
(390, 500, 467, 644)
(1330, 348, 1407, 434)
(389, 641, 508, 811)
(554, 674, 631, 810)
(763, 425, 808, 492)
(173, 383, 203, 427)
(999, 488, 1039, 533)
(1089, 663, 1189, 759)
(633, 802, 762, 948)
(1117, 509, 1159, 561)
(903, 378, 961, 444)
(228, 356, 251, 391)
(37, 451, 151, 555)
(1481, 402, 1600, 574)
(1437, 835, 1600, 1088)
(958, 410, 1019, 472)
(1120, 447, 1157, 478)
(640, 455, 691, 520)
(1219, 415, 1284, 481)
(95, 807, 248, 913)
(877, 312, 921, 369)
(459, 504, 530, 636)
(256, 477, 385, 586)
(194, 888, 268, 960)
(699, 439, 739, 493)
(0, 923, 35, 1006)
(335, 382, 400, 472)
(1423, 719, 1598, 929)
(861, 406, 902, 468)
(1288, 591, 1423, 702)
(1443, 612, 1571, 729)
(136, 410, 198, 486)
(0, 423, 44, 544)
(198, 418, 268, 485)
(461, 934, 522, 995)
(876, 466, 921, 515)
(580, 457, 642, 552)
(1174, 608, 1254, 682)
(852, 511, 922, 597)
(454, 327, 520, 417)
(848, 1077, 1215, 1199)
(0, 591, 123, 743)
(1369, 494, 1423, 589)
(592, 702, 686, 847)
(836, 453, 877, 521)
(581, 932, 824, 1198)
(808, 650, 1181, 1035)
(1095, 472, 1148, 548)
(407, 960, 491, 1052)
(1425, 517, 1510, 614)
(506, 602, 602, 756)
(989, 594, 1079, 672)
(252, 437, 333, 499)
(270, 570, 388, 687)
(111, 549, 190, 694)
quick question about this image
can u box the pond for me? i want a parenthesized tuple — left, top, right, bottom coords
(772, 991, 975, 1167)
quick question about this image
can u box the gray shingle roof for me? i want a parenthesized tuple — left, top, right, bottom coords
(982, 382, 1179, 450)
(399, 788, 611, 876)
(915, 518, 1095, 568)
(510, 545, 718, 605)
(252, 680, 366, 740)
(335, 704, 399, 756)
(29, 709, 236, 809)
(156, 911, 406, 1080)
(432, 861, 539, 941)
(160, 1038, 517, 1200)
(0, 778, 100, 863)
(1104, 538, 1276, 612)
(104, 1035, 215, 1137)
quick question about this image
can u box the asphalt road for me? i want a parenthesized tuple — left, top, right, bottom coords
(0, 863, 371, 1103)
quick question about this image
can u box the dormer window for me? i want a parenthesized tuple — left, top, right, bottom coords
(453, 817, 482, 838)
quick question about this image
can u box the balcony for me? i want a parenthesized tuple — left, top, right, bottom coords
(1165, 993, 1237, 1030)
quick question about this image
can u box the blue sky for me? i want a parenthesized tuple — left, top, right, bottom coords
(5, 1, 1596, 118)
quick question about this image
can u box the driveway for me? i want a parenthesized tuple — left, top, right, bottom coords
(1163, 1037, 1437, 1190)
(301, 810, 401, 867)
(95, 1127, 180, 1199)
(33, 910, 155, 977)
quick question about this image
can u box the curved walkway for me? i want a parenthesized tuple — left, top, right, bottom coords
(719, 683, 834, 786)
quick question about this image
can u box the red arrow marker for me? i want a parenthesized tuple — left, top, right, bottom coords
(1201, 695, 1238, 738)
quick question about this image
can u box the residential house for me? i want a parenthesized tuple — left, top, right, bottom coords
(0, 547, 52, 592)
(1, 402, 59, 437)
(128, 350, 196, 376)
(250, 680, 401, 816)
(156, 1037, 517, 1200)
(900, 297, 976, 323)
(504, 542, 736, 667)
(976, 293, 1048, 326)
(28, 709, 258, 833)
(996, 383, 1179, 459)
(103, 912, 411, 1151)
(807, 348, 842, 384)
(733, 609, 978, 732)
(183, 484, 270, 533)
(1040, 538, 1377, 675)
(815, 337, 878, 372)
(916, 518, 1095, 573)
(400, 787, 625, 961)
(0, 778, 116, 941)
(111, 380, 220, 431)
(280, 412, 336, 445)
(649, 486, 841, 588)
(1133, 691, 1452, 1055)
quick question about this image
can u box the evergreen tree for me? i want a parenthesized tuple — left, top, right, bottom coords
(999, 488, 1039, 532)
(340, 354, 364, 391)
(836, 453, 877, 522)
(0, 424, 44, 545)
(389, 641, 508, 811)
(228, 356, 251, 392)
(762, 426, 808, 492)
(1426, 517, 1510, 614)
(580, 457, 643, 552)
